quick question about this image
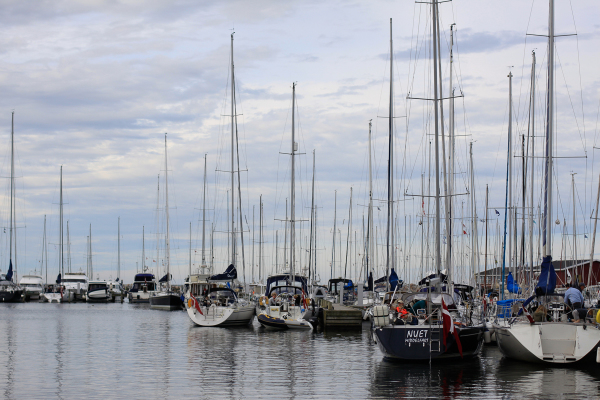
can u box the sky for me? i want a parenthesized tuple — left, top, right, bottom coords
(1, 0, 599, 286)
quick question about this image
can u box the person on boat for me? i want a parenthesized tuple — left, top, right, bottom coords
(410, 299, 427, 317)
(269, 291, 278, 306)
(564, 283, 584, 322)
(394, 300, 414, 325)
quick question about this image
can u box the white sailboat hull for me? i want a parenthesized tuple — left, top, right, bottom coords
(496, 322, 600, 363)
(186, 303, 255, 327)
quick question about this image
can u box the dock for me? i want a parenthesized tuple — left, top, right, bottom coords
(317, 299, 363, 329)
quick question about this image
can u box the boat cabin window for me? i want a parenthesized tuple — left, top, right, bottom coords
(88, 283, 107, 291)
(63, 278, 87, 284)
(132, 282, 156, 291)
(269, 286, 303, 296)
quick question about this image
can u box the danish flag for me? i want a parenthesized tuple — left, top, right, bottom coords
(442, 298, 463, 358)
(190, 293, 204, 315)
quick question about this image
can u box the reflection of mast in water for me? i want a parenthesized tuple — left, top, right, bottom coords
(54, 318, 65, 397)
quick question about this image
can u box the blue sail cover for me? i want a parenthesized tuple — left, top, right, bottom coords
(390, 268, 399, 291)
(5, 260, 13, 282)
(344, 280, 354, 289)
(159, 273, 172, 283)
(536, 256, 557, 295)
(210, 264, 237, 281)
(506, 272, 521, 294)
(367, 272, 374, 291)
(56, 273, 61, 284)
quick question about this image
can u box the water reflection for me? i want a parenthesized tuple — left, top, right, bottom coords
(3, 311, 15, 399)
(1, 303, 599, 399)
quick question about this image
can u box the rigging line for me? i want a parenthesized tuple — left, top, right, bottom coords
(274, 90, 292, 223)
(554, 49, 585, 154)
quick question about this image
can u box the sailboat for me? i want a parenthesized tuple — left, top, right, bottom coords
(495, 0, 600, 364)
(149, 133, 183, 311)
(41, 166, 67, 303)
(0, 112, 24, 303)
(256, 82, 312, 330)
(185, 33, 255, 327)
(371, 13, 484, 360)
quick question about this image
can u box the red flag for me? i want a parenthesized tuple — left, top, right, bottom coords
(442, 298, 463, 358)
(522, 304, 534, 323)
(463, 230, 467, 235)
(190, 293, 204, 315)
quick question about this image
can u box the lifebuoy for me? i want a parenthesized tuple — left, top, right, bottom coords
(187, 298, 193, 309)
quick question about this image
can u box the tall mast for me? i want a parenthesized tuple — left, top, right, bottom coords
(485, 185, 489, 288)
(60, 166, 63, 279)
(156, 174, 160, 280)
(469, 142, 477, 287)
(142, 226, 145, 272)
(189, 221, 192, 280)
(386, 18, 395, 290)
(572, 173, 577, 271)
(529, 50, 536, 284)
(89, 224, 93, 279)
(259, 194, 263, 281)
(67, 221, 71, 273)
(449, 23, 456, 283)
(432, 2, 442, 273)
(118, 217, 120, 281)
(10, 112, 16, 281)
(290, 82, 297, 283)
(44, 215, 47, 285)
(230, 32, 236, 266)
(202, 154, 207, 269)
(164, 133, 170, 291)
(332, 191, 337, 279)
(543, 0, 555, 258)
(368, 120, 374, 283)
(588, 174, 600, 287)
(309, 150, 316, 286)
(508, 70, 513, 282)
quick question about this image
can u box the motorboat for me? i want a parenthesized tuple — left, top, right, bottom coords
(86, 281, 110, 302)
(40, 281, 63, 303)
(62, 272, 88, 302)
(107, 279, 125, 302)
(128, 273, 157, 303)
(19, 274, 44, 301)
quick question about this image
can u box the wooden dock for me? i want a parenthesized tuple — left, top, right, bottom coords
(318, 299, 363, 329)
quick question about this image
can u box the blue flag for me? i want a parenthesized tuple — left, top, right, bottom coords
(495, 209, 500, 216)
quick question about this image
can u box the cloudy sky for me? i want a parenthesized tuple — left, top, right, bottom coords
(1, 0, 599, 285)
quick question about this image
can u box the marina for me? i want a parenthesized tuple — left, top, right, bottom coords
(1, 0, 600, 398)
(1, 302, 600, 399)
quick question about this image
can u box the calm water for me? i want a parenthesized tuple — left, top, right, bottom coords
(1, 302, 599, 399)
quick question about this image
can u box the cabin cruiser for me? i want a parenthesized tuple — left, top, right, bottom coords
(107, 279, 125, 302)
(62, 272, 88, 302)
(19, 274, 44, 301)
(86, 281, 110, 302)
(40, 284, 62, 303)
(127, 273, 156, 303)
(185, 266, 255, 327)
